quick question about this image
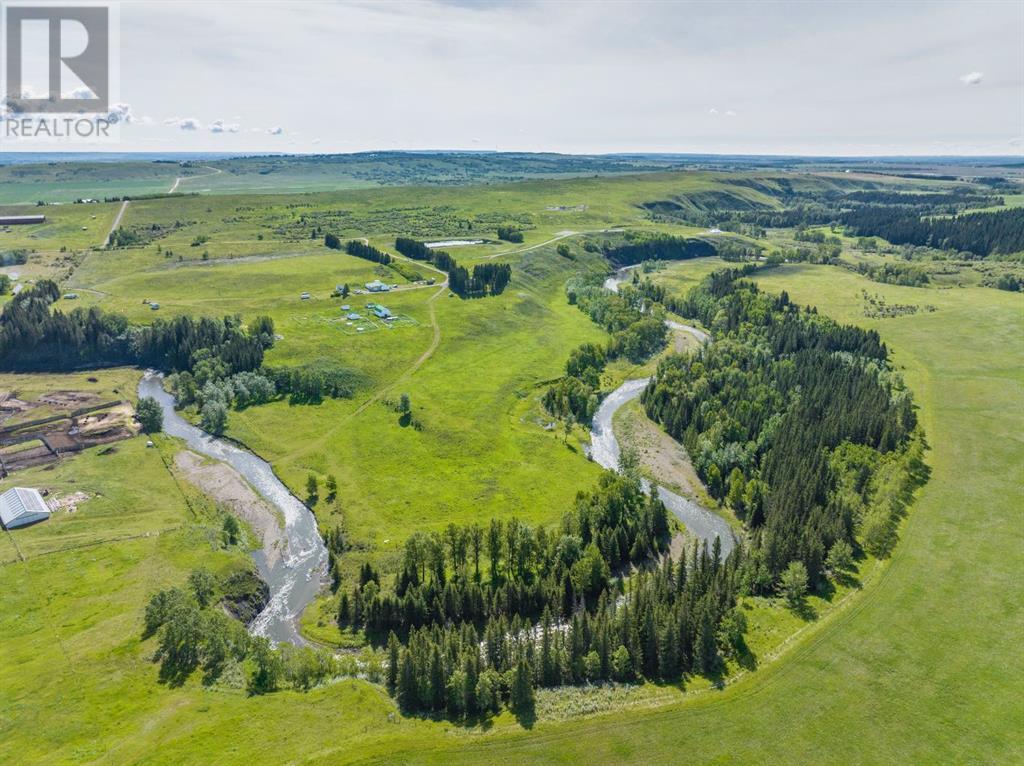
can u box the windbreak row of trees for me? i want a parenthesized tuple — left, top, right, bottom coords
(335, 470, 748, 717)
(0, 280, 271, 373)
(544, 278, 668, 422)
(340, 238, 392, 265)
(394, 237, 511, 297)
(640, 268, 919, 585)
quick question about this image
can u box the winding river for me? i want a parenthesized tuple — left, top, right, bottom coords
(590, 270, 735, 556)
(138, 372, 327, 646)
(135, 266, 727, 645)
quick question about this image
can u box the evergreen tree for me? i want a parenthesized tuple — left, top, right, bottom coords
(386, 631, 400, 693)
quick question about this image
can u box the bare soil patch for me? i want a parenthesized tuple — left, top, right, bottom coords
(174, 450, 286, 567)
(614, 399, 707, 502)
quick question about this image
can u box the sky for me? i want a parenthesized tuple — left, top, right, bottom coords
(3, 0, 1023, 156)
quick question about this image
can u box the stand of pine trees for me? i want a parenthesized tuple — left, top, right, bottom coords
(395, 237, 511, 297)
(0, 280, 270, 374)
(641, 268, 918, 586)
(337, 471, 744, 717)
(840, 205, 1024, 257)
(343, 239, 392, 265)
(603, 235, 717, 267)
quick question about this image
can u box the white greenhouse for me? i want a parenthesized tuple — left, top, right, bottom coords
(0, 487, 51, 529)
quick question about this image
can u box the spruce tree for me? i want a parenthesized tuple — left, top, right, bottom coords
(386, 631, 400, 693)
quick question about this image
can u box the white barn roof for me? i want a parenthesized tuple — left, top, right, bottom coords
(0, 487, 50, 529)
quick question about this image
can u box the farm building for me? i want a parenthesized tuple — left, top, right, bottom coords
(0, 487, 50, 529)
(365, 280, 390, 292)
(372, 305, 393, 319)
(346, 312, 362, 320)
(0, 215, 45, 226)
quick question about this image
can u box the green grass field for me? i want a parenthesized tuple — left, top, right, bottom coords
(0, 168, 1021, 763)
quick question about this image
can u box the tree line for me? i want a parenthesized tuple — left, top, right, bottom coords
(336, 470, 752, 717)
(395, 237, 511, 297)
(341, 238, 393, 266)
(602, 235, 717, 267)
(0, 280, 270, 374)
(640, 268, 920, 586)
(544, 278, 668, 422)
(840, 206, 1024, 257)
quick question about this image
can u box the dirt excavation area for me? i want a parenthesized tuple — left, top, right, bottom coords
(174, 450, 286, 567)
(0, 387, 138, 475)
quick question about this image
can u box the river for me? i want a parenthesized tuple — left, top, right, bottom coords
(135, 265, 726, 643)
(589, 271, 735, 556)
(138, 371, 327, 646)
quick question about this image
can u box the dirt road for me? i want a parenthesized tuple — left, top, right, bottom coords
(169, 165, 223, 193)
(103, 200, 129, 247)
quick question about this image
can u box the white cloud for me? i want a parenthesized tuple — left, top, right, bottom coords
(177, 117, 202, 130)
(18, 85, 45, 100)
(959, 71, 983, 85)
(85, 1, 1022, 154)
(209, 119, 240, 133)
(708, 107, 719, 115)
(725, 109, 737, 117)
(267, 125, 283, 135)
(104, 102, 137, 124)
(64, 86, 98, 100)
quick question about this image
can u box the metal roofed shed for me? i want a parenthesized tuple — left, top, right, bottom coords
(0, 215, 45, 225)
(365, 280, 390, 292)
(0, 487, 51, 529)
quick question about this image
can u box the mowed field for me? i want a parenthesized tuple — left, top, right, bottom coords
(0, 170, 1021, 763)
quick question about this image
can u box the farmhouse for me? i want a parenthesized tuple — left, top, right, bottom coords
(365, 280, 390, 293)
(372, 305, 393, 319)
(0, 215, 45, 226)
(0, 487, 50, 529)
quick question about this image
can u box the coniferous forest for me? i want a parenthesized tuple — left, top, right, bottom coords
(0, 280, 269, 373)
(641, 268, 921, 586)
(840, 206, 1024, 257)
(336, 471, 750, 717)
